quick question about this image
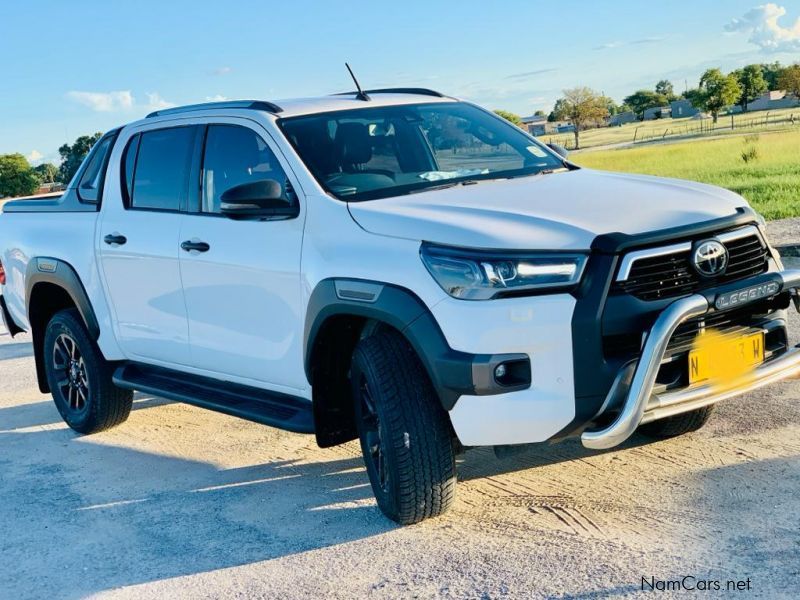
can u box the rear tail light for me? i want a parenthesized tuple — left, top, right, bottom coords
(0, 260, 5, 285)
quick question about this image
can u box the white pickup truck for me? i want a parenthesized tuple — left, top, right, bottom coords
(2, 89, 799, 524)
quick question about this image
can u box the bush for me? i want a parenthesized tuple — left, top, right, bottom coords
(741, 146, 759, 163)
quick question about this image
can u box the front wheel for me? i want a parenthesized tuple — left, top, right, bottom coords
(44, 309, 133, 434)
(351, 330, 457, 525)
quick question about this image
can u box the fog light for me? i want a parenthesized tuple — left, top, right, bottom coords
(491, 358, 532, 388)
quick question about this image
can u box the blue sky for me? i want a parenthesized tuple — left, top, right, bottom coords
(2, 0, 800, 163)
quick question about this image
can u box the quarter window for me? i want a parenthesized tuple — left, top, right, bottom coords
(121, 134, 140, 205)
(77, 135, 114, 204)
(202, 125, 291, 214)
(129, 127, 196, 211)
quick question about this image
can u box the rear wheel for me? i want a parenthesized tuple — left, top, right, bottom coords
(44, 309, 133, 434)
(638, 405, 715, 439)
(351, 329, 456, 525)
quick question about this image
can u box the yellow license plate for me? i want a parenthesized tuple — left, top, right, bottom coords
(688, 331, 765, 384)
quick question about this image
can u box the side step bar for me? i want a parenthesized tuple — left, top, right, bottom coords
(113, 363, 314, 434)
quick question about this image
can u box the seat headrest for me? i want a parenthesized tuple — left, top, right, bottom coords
(334, 122, 372, 167)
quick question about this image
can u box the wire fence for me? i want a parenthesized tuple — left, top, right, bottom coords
(541, 109, 800, 151)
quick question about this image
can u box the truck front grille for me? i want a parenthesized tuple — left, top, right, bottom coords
(615, 230, 769, 301)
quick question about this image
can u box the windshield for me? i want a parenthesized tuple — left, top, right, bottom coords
(279, 102, 566, 201)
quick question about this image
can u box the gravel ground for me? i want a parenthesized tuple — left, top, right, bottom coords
(2, 220, 800, 599)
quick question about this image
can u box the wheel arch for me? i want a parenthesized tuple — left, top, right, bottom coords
(304, 279, 474, 448)
(25, 258, 100, 393)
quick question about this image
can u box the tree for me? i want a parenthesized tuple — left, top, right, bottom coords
(655, 79, 676, 100)
(778, 64, 800, 99)
(623, 90, 668, 119)
(602, 96, 621, 116)
(551, 87, 609, 149)
(34, 162, 60, 184)
(734, 65, 768, 112)
(761, 61, 784, 90)
(493, 110, 522, 126)
(0, 154, 40, 198)
(534, 109, 546, 117)
(697, 69, 741, 123)
(58, 132, 103, 184)
(683, 88, 704, 108)
(548, 98, 568, 122)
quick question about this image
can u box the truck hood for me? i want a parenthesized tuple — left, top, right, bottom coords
(347, 169, 749, 250)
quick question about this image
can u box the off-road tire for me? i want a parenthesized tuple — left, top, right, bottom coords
(351, 329, 457, 524)
(44, 308, 133, 434)
(638, 405, 715, 438)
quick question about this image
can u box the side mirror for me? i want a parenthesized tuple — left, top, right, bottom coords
(219, 179, 297, 220)
(547, 143, 569, 159)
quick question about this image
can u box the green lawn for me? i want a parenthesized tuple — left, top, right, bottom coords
(572, 130, 800, 220)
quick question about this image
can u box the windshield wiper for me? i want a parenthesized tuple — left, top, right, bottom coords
(403, 180, 475, 196)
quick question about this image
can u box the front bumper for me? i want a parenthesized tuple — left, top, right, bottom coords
(582, 269, 800, 449)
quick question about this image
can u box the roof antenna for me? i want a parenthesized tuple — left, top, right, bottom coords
(345, 63, 371, 102)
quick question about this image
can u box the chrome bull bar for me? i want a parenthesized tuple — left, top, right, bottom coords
(582, 269, 800, 450)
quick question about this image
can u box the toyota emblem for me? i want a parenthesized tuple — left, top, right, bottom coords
(692, 239, 728, 277)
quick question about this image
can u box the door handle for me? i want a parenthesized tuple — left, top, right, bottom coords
(103, 234, 127, 246)
(181, 240, 210, 253)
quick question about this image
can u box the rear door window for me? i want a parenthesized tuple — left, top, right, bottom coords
(129, 126, 197, 211)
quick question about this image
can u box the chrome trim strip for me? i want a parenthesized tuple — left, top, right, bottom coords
(615, 225, 765, 283)
(581, 268, 800, 450)
(716, 224, 762, 245)
(616, 242, 692, 282)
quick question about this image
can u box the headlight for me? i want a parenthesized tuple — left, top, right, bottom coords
(420, 243, 588, 300)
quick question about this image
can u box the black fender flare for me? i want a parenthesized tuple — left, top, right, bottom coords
(26, 258, 100, 338)
(304, 278, 530, 411)
(25, 257, 100, 392)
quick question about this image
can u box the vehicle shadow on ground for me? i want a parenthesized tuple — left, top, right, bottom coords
(458, 435, 652, 481)
(0, 340, 34, 361)
(0, 398, 394, 598)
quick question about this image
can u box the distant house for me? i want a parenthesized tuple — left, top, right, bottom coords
(35, 182, 65, 195)
(643, 106, 672, 120)
(670, 99, 699, 119)
(609, 111, 636, 126)
(739, 90, 799, 112)
(521, 114, 547, 136)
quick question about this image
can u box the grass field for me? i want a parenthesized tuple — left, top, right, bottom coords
(573, 129, 800, 220)
(539, 106, 800, 151)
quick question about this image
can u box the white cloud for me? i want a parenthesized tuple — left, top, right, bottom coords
(505, 68, 558, 80)
(66, 90, 134, 112)
(66, 90, 175, 113)
(594, 41, 624, 50)
(213, 66, 232, 76)
(144, 92, 175, 111)
(205, 94, 228, 102)
(725, 3, 800, 52)
(26, 150, 43, 164)
(593, 37, 665, 50)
